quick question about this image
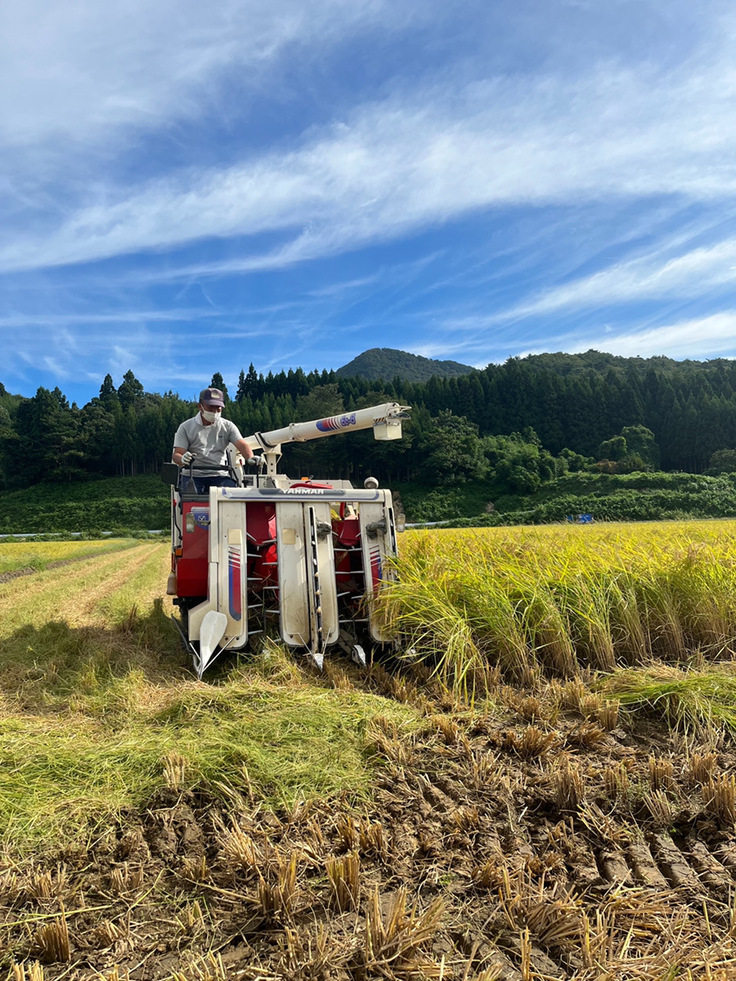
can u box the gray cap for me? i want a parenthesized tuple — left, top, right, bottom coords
(199, 387, 225, 406)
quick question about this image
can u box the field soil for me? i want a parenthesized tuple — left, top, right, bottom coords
(3, 662, 736, 980)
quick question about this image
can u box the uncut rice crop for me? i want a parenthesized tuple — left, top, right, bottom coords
(379, 520, 736, 689)
(0, 538, 135, 575)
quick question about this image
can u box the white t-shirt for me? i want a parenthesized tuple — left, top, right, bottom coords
(173, 414, 243, 473)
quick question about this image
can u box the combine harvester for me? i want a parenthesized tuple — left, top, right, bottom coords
(163, 403, 410, 678)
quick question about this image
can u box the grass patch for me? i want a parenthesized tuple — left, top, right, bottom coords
(598, 663, 736, 733)
(0, 659, 417, 852)
(0, 543, 419, 852)
(0, 476, 170, 534)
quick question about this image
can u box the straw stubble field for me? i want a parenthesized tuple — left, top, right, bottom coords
(3, 523, 736, 979)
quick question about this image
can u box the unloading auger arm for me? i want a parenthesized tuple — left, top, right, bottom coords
(242, 402, 410, 478)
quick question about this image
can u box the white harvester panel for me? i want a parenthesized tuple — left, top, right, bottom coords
(276, 502, 339, 659)
(187, 499, 249, 648)
(359, 494, 397, 643)
(216, 501, 249, 649)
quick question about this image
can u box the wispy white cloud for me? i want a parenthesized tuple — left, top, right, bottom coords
(541, 311, 736, 359)
(0, 309, 220, 328)
(0, 0, 407, 149)
(4, 10, 736, 275)
(489, 238, 736, 321)
(5, 0, 736, 402)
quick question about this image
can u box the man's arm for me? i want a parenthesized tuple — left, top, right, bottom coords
(232, 438, 254, 462)
(173, 446, 192, 466)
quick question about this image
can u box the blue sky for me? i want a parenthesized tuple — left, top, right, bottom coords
(3, 0, 736, 406)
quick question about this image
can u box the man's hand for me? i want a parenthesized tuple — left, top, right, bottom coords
(180, 450, 194, 466)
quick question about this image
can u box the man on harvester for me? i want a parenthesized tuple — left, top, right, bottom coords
(172, 386, 254, 492)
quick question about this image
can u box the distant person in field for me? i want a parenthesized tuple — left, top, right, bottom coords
(173, 387, 253, 492)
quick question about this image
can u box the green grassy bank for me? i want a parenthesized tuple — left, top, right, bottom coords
(2, 470, 736, 534)
(0, 476, 170, 534)
(396, 470, 736, 526)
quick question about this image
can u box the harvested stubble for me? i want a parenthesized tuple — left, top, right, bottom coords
(378, 521, 736, 689)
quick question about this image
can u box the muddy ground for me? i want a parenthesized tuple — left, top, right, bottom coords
(3, 663, 736, 980)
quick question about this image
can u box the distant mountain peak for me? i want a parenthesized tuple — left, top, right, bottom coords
(336, 347, 474, 382)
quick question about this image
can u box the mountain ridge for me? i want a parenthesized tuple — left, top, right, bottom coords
(336, 347, 475, 382)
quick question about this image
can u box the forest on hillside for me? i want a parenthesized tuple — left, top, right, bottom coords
(2, 351, 736, 494)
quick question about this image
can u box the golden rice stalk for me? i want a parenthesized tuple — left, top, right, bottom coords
(360, 820, 388, 860)
(512, 694, 545, 722)
(219, 821, 274, 877)
(327, 850, 361, 911)
(643, 790, 674, 828)
(256, 852, 299, 919)
(432, 714, 461, 745)
(686, 750, 718, 786)
(453, 805, 480, 832)
(469, 749, 500, 790)
(0, 869, 20, 902)
(94, 919, 127, 947)
(28, 870, 53, 901)
(559, 679, 589, 712)
(173, 951, 227, 981)
(335, 814, 360, 852)
(110, 862, 144, 895)
(553, 759, 586, 812)
(604, 762, 630, 801)
(181, 854, 208, 882)
(100, 969, 130, 981)
(177, 900, 205, 935)
(648, 756, 675, 792)
(163, 751, 189, 790)
(703, 773, 736, 826)
(33, 911, 70, 963)
(519, 927, 531, 980)
(566, 720, 607, 749)
(578, 801, 630, 846)
(600, 663, 736, 733)
(11, 964, 45, 981)
(279, 924, 334, 976)
(503, 726, 558, 760)
(497, 864, 583, 950)
(472, 969, 503, 981)
(376, 560, 490, 696)
(363, 885, 445, 976)
(597, 700, 620, 730)
(472, 855, 505, 890)
(559, 571, 618, 672)
(517, 584, 578, 679)
(523, 894, 583, 949)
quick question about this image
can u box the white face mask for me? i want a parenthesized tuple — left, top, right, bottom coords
(201, 409, 219, 423)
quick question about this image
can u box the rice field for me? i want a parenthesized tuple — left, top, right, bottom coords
(4, 523, 736, 979)
(0, 538, 137, 575)
(379, 520, 736, 691)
